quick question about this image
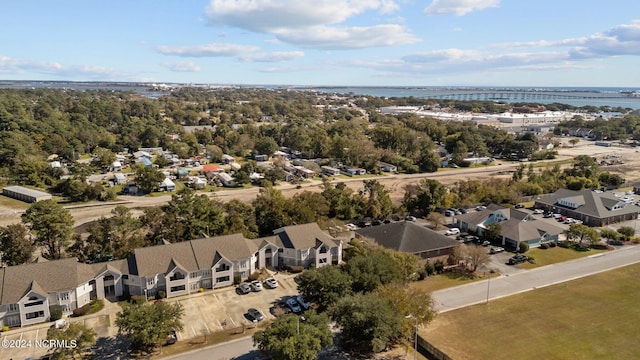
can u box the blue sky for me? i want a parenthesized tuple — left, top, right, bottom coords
(1, 0, 639, 87)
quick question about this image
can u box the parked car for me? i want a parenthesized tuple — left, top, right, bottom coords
(481, 240, 491, 247)
(238, 283, 252, 294)
(533, 209, 545, 214)
(490, 246, 505, 254)
(251, 280, 263, 292)
(507, 254, 528, 265)
(246, 308, 264, 322)
(543, 212, 553, 218)
(346, 223, 358, 231)
(444, 210, 455, 217)
(264, 277, 278, 289)
(445, 228, 461, 236)
(296, 295, 310, 311)
(405, 215, 417, 221)
(165, 330, 177, 345)
(286, 297, 302, 314)
(476, 205, 487, 211)
(515, 204, 524, 209)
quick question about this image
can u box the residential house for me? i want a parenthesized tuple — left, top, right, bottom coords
(321, 166, 341, 176)
(377, 162, 398, 172)
(221, 154, 235, 164)
(534, 189, 640, 226)
(272, 223, 343, 268)
(216, 172, 236, 187)
(110, 161, 122, 172)
(113, 173, 127, 185)
(158, 178, 176, 192)
(456, 205, 565, 249)
(354, 221, 458, 261)
(137, 157, 153, 168)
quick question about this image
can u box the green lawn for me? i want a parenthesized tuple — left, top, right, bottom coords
(410, 272, 496, 293)
(518, 246, 607, 269)
(422, 263, 640, 360)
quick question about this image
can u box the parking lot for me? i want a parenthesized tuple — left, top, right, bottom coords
(166, 273, 300, 341)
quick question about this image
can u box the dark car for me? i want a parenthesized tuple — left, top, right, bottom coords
(246, 308, 264, 322)
(507, 254, 528, 265)
(296, 295, 310, 311)
(238, 283, 252, 294)
(515, 204, 524, 209)
(286, 297, 302, 314)
(165, 330, 177, 345)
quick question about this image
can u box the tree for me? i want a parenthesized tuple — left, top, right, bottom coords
(330, 293, 404, 355)
(253, 311, 332, 360)
(600, 227, 619, 244)
(132, 164, 164, 194)
(483, 222, 502, 245)
(287, 191, 329, 225)
(22, 200, 74, 259)
(617, 226, 635, 241)
(403, 179, 448, 215)
(569, 138, 580, 147)
(343, 247, 404, 293)
(296, 265, 352, 312)
(565, 224, 599, 247)
(374, 282, 436, 339)
(116, 302, 184, 351)
(362, 180, 393, 219)
(0, 223, 34, 265)
(160, 188, 226, 242)
(253, 185, 290, 236)
(254, 136, 279, 155)
(223, 199, 258, 238)
(47, 322, 96, 359)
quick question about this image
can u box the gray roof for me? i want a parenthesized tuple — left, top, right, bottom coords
(0, 258, 97, 304)
(2, 185, 52, 199)
(500, 218, 564, 242)
(455, 204, 508, 225)
(273, 223, 339, 250)
(354, 221, 459, 254)
(535, 189, 640, 218)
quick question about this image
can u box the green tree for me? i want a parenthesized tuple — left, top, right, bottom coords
(0, 223, 34, 265)
(116, 302, 184, 351)
(47, 322, 97, 360)
(132, 164, 164, 194)
(374, 282, 436, 339)
(617, 226, 635, 241)
(254, 136, 279, 155)
(253, 311, 332, 360)
(161, 188, 225, 242)
(362, 180, 393, 219)
(91, 147, 116, 169)
(600, 227, 619, 244)
(253, 185, 290, 236)
(296, 265, 352, 312)
(330, 292, 403, 354)
(343, 248, 404, 293)
(223, 199, 258, 238)
(287, 191, 330, 225)
(22, 200, 74, 259)
(483, 222, 502, 245)
(565, 224, 599, 247)
(403, 179, 448, 215)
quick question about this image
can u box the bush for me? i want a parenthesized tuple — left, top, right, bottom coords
(89, 299, 104, 314)
(72, 303, 91, 317)
(156, 290, 166, 299)
(424, 261, 435, 276)
(49, 305, 63, 321)
(557, 241, 571, 248)
(2, 326, 8, 332)
(199, 287, 204, 293)
(417, 269, 428, 280)
(548, 242, 557, 248)
(130, 295, 146, 305)
(289, 266, 304, 273)
(233, 275, 242, 285)
(518, 241, 529, 253)
(539, 243, 549, 249)
(248, 271, 261, 281)
(434, 260, 445, 273)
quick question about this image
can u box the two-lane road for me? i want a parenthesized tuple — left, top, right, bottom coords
(433, 244, 640, 312)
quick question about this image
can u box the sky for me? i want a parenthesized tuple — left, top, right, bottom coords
(1, 0, 640, 87)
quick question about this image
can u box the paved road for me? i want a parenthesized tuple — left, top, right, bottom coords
(161, 336, 258, 360)
(433, 244, 640, 312)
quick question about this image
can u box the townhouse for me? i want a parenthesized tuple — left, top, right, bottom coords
(0, 223, 342, 328)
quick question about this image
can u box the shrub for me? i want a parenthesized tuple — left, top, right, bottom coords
(527, 257, 536, 264)
(548, 242, 557, 248)
(89, 299, 104, 314)
(156, 290, 166, 299)
(518, 241, 529, 253)
(417, 269, 428, 280)
(248, 271, 261, 281)
(289, 266, 304, 273)
(49, 305, 63, 321)
(199, 287, 204, 293)
(130, 295, 146, 305)
(539, 243, 549, 249)
(434, 260, 445, 273)
(233, 275, 242, 285)
(557, 241, 571, 248)
(424, 261, 435, 276)
(2, 326, 9, 332)
(72, 303, 91, 317)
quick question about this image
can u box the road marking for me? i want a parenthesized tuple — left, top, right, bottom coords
(34, 329, 39, 341)
(191, 325, 196, 337)
(588, 253, 605, 258)
(19, 332, 23, 341)
(201, 298, 207, 305)
(229, 317, 237, 326)
(203, 322, 210, 334)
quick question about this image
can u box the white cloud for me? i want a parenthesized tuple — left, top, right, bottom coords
(276, 24, 420, 49)
(425, 0, 500, 16)
(0, 56, 123, 79)
(161, 61, 201, 72)
(240, 51, 304, 62)
(155, 43, 260, 57)
(204, 0, 411, 50)
(206, 0, 398, 32)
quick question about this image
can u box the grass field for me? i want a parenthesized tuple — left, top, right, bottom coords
(518, 246, 607, 269)
(410, 271, 496, 294)
(421, 262, 640, 360)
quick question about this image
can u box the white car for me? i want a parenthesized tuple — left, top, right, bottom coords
(346, 223, 358, 231)
(264, 277, 278, 289)
(445, 228, 460, 236)
(533, 209, 544, 214)
(250, 280, 263, 292)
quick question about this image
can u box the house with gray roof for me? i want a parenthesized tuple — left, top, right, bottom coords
(0, 222, 341, 328)
(456, 205, 565, 249)
(354, 221, 459, 260)
(534, 189, 640, 226)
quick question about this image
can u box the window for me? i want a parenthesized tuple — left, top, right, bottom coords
(170, 272, 185, 281)
(216, 276, 230, 283)
(319, 246, 328, 254)
(265, 248, 272, 254)
(8, 304, 18, 312)
(278, 248, 283, 253)
(26, 311, 44, 320)
(216, 263, 230, 272)
(319, 258, 327, 264)
(58, 292, 69, 301)
(104, 274, 114, 281)
(190, 272, 198, 279)
(190, 283, 199, 291)
(122, 274, 129, 279)
(25, 298, 44, 307)
(62, 305, 70, 313)
(147, 278, 155, 286)
(203, 270, 211, 276)
(170, 285, 186, 292)
(240, 261, 247, 269)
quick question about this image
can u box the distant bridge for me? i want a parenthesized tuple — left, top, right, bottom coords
(427, 92, 627, 101)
